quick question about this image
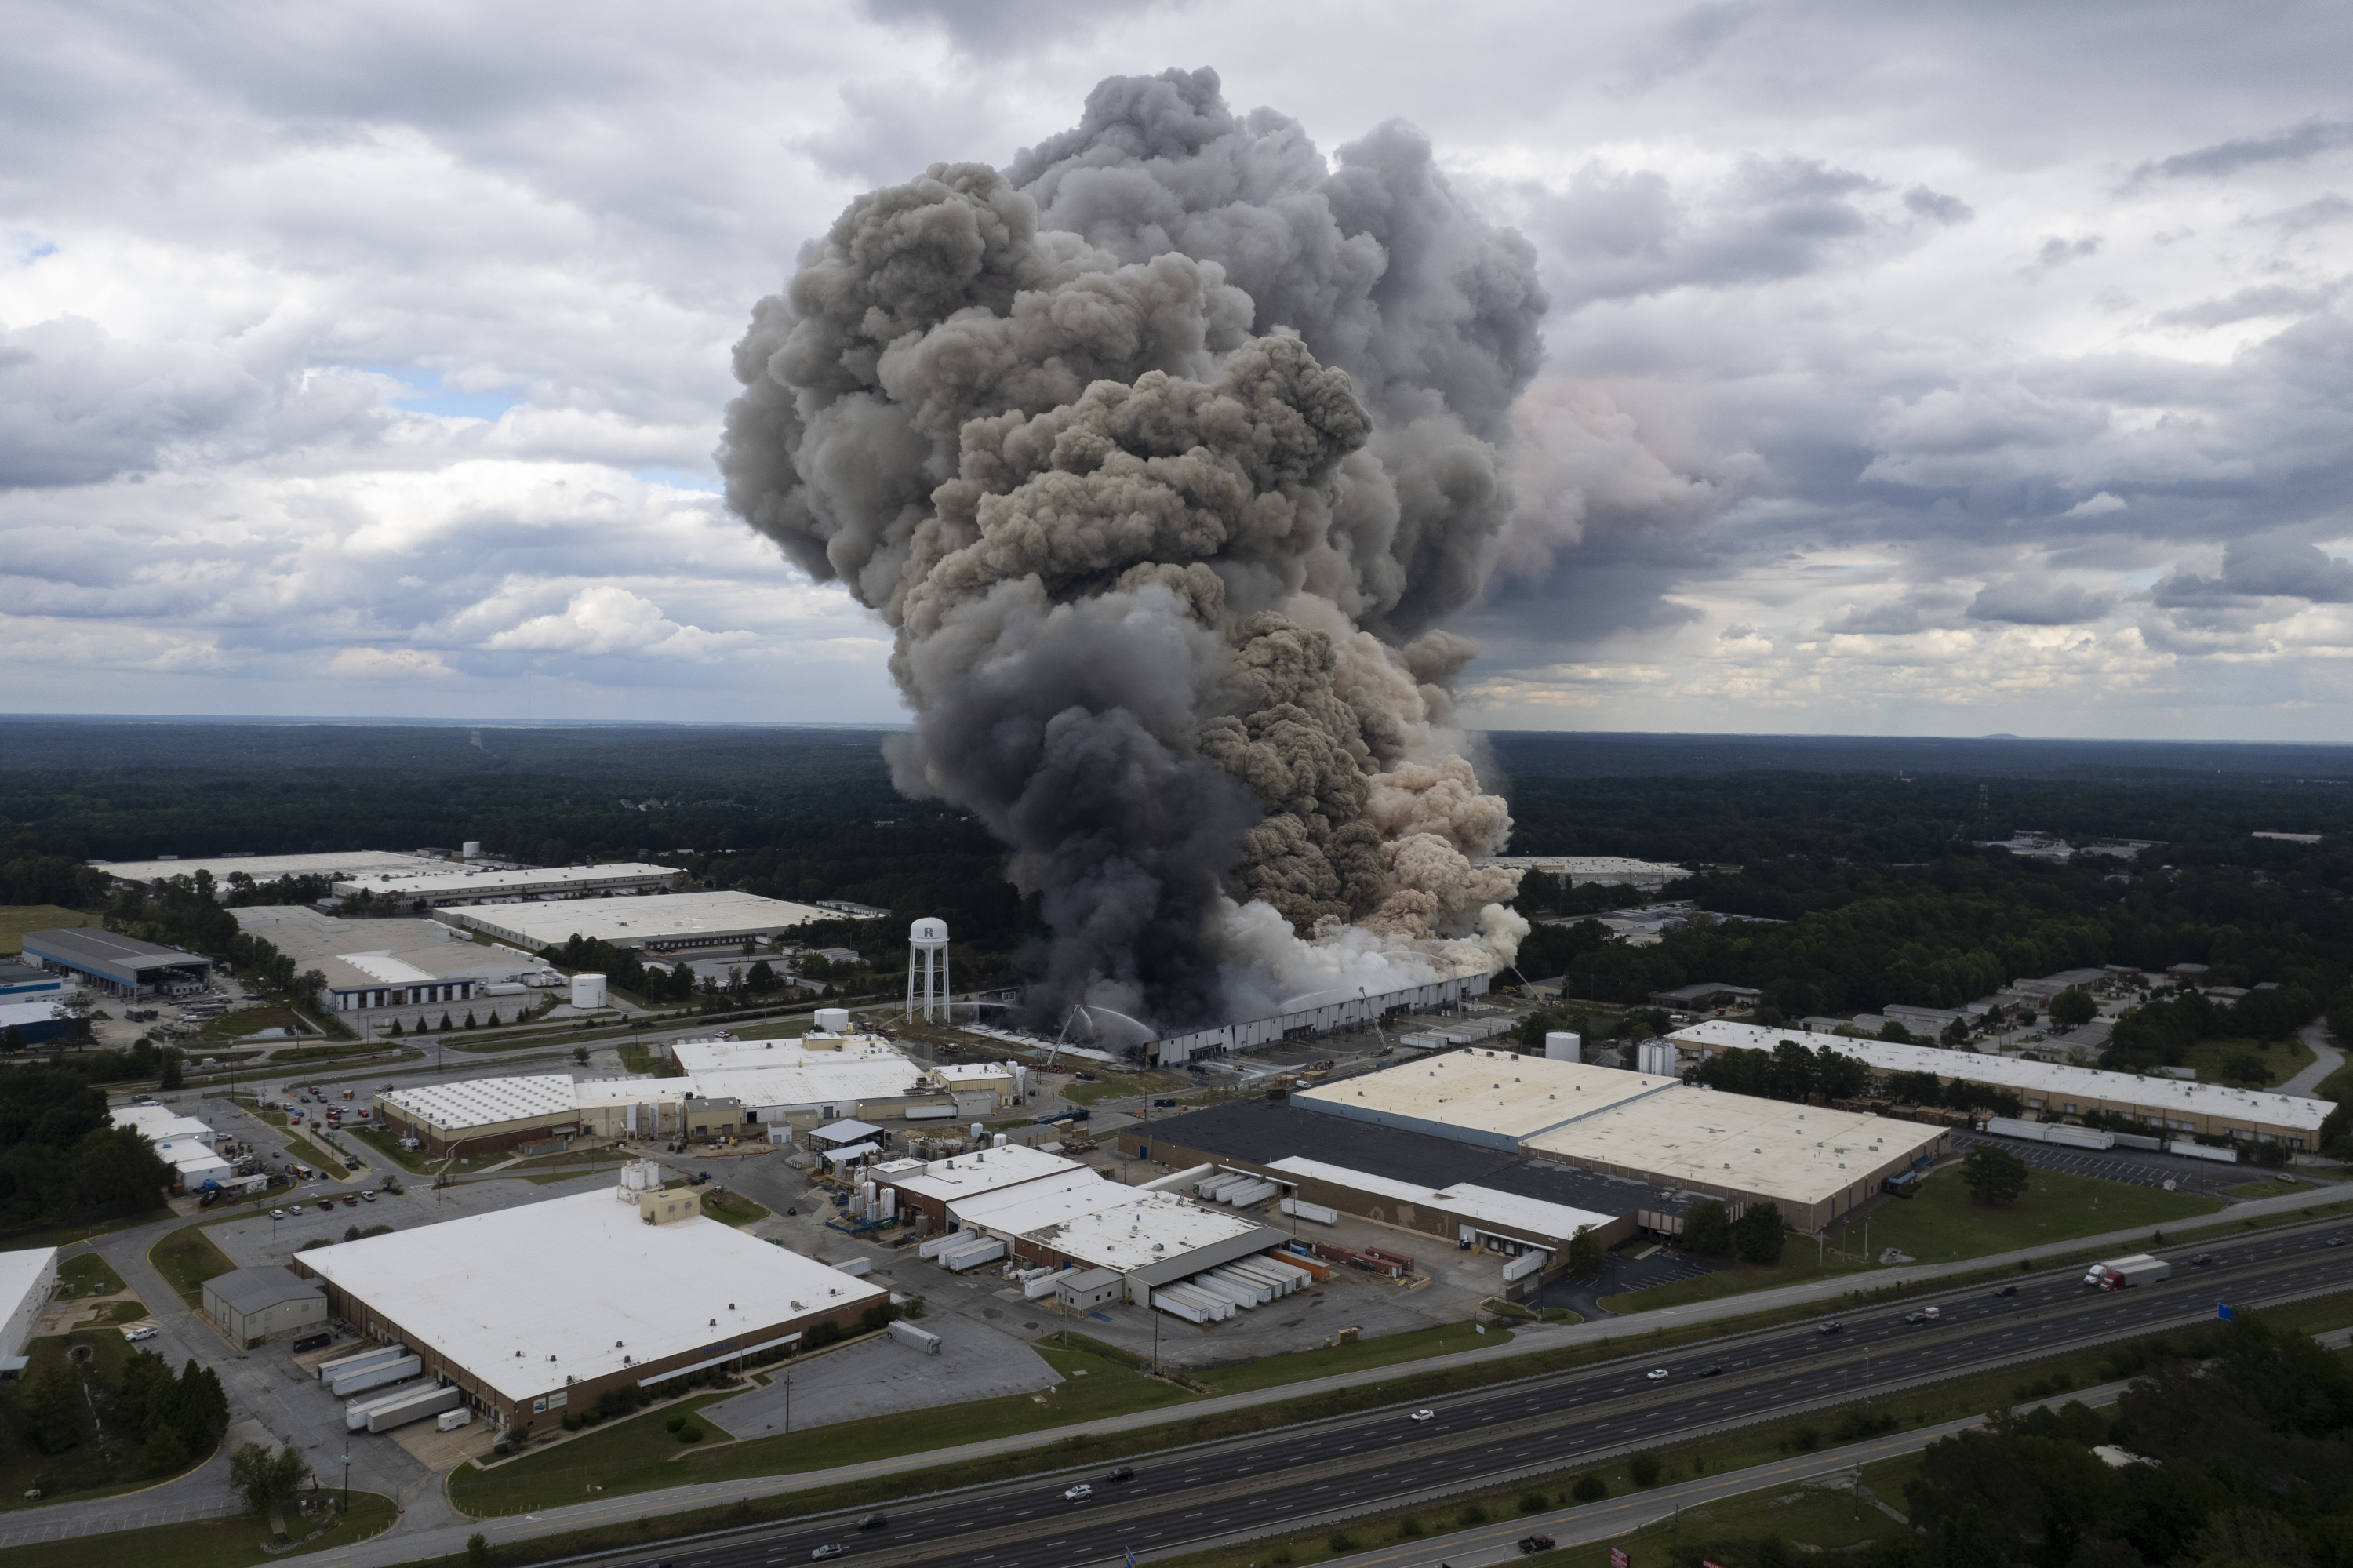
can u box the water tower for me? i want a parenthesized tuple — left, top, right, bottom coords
(907, 918, 950, 1022)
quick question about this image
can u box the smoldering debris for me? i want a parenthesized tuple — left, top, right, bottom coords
(720, 67, 1543, 1030)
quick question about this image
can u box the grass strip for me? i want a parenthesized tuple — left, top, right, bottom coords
(344, 1123, 437, 1173)
(148, 1223, 238, 1308)
(275, 1135, 350, 1181)
(417, 1299, 2353, 1568)
(56, 1252, 127, 1297)
(0, 1490, 396, 1568)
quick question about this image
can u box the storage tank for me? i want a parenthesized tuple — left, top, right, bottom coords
(461, 841, 482, 859)
(1544, 1031, 1582, 1062)
(1637, 1040, 1682, 1078)
(570, 973, 607, 1008)
(814, 1006, 851, 1034)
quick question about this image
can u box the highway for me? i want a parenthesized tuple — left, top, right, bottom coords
(578, 1222, 2353, 1568)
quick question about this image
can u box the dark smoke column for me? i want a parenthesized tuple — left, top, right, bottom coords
(720, 69, 1545, 1030)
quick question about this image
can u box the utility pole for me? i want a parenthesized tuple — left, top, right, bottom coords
(341, 1442, 349, 1513)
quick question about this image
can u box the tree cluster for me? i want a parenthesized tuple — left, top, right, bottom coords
(0, 1063, 173, 1230)
(1680, 1199, 1786, 1265)
(1689, 1039, 1875, 1103)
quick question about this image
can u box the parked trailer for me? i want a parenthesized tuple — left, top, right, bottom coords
(1222, 1179, 1280, 1207)
(2082, 1253, 2173, 1290)
(1984, 1116, 2118, 1151)
(1278, 1196, 1340, 1226)
(917, 1231, 965, 1260)
(346, 1387, 422, 1431)
(1187, 1275, 1259, 1311)
(2111, 1132, 2165, 1151)
(1205, 1269, 1272, 1305)
(365, 1383, 462, 1434)
(330, 1355, 422, 1399)
(1501, 1250, 1549, 1282)
(888, 1320, 943, 1355)
(1140, 1162, 1216, 1193)
(830, 1257, 875, 1278)
(318, 1343, 409, 1384)
(1151, 1287, 1213, 1325)
(1196, 1173, 1248, 1200)
(940, 1238, 1006, 1271)
(1222, 1258, 1297, 1297)
(437, 1407, 474, 1432)
(2168, 1141, 2240, 1164)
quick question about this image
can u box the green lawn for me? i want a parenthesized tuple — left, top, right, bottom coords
(693, 1188, 770, 1227)
(1604, 1165, 2223, 1313)
(1060, 1070, 1185, 1106)
(56, 1252, 127, 1297)
(345, 1123, 436, 1173)
(0, 1490, 395, 1568)
(449, 1340, 1188, 1514)
(277, 1135, 351, 1181)
(148, 1223, 238, 1307)
(0, 904, 98, 955)
(2182, 1033, 2315, 1088)
(1193, 1321, 1513, 1394)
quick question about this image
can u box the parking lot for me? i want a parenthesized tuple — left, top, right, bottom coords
(208, 1170, 617, 1271)
(1951, 1130, 2311, 1197)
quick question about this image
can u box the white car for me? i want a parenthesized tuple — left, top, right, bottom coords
(1409, 1408, 1436, 1422)
(1646, 1368, 1671, 1381)
(122, 1326, 157, 1342)
(269, 1208, 287, 1219)
(1064, 1483, 1093, 1501)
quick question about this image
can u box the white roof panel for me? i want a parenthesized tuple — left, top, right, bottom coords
(298, 1188, 886, 1402)
(1265, 1155, 1619, 1246)
(378, 1075, 578, 1132)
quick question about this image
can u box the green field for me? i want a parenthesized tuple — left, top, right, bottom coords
(148, 1224, 238, 1307)
(56, 1252, 127, 1297)
(2181, 1033, 2316, 1088)
(1604, 1166, 2223, 1313)
(1059, 1070, 1185, 1106)
(0, 904, 96, 956)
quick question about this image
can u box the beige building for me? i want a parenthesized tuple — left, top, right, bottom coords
(204, 1268, 327, 1348)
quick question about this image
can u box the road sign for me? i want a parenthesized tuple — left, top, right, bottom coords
(1611, 1550, 1631, 1568)
(2217, 1302, 2235, 1321)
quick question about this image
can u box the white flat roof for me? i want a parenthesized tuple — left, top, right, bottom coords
(883, 1144, 1082, 1206)
(1472, 856, 1690, 877)
(1265, 1155, 1618, 1246)
(379, 1075, 579, 1132)
(1526, 1084, 1944, 1206)
(96, 851, 447, 886)
(0, 1247, 57, 1322)
(1295, 1050, 1680, 1144)
(957, 1181, 1265, 1272)
(442, 890, 827, 947)
(335, 862, 677, 897)
(158, 1140, 231, 1174)
(571, 1077, 693, 1109)
(947, 1167, 1117, 1228)
(1671, 1019, 2331, 1133)
(111, 1107, 213, 1143)
(298, 1188, 886, 1402)
(935, 1063, 1013, 1082)
(671, 1035, 928, 1110)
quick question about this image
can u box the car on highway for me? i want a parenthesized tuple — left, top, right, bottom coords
(1409, 1409, 1435, 1421)
(1064, 1483, 1093, 1502)
(809, 1545, 845, 1561)
(1904, 1308, 1942, 1324)
(1698, 1365, 1722, 1377)
(857, 1514, 887, 1530)
(2191, 1254, 2214, 1266)
(122, 1326, 157, 1342)
(1106, 1466, 1135, 1483)
(1518, 1536, 1557, 1553)
(269, 1208, 287, 1220)
(1817, 1321, 1845, 1335)
(1994, 1285, 2018, 1297)
(2330, 1238, 2345, 1248)
(1646, 1367, 1671, 1381)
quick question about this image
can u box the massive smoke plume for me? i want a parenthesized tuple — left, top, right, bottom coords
(721, 67, 1544, 1030)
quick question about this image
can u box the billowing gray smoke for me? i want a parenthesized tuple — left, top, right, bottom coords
(721, 67, 1542, 1029)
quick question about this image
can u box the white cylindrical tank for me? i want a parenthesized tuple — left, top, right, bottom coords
(1544, 1031, 1582, 1062)
(992, 1132, 1008, 1149)
(461, 841, 482, 859)
(814, 1006, 851, 1035)
(571, 973, 607, 1008)
(970, 1122, 984, 1142)
(910, 918, 949, 949)
(1637, 1039, 1680, 1077)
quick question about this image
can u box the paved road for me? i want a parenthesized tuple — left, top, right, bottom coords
(302, 1217, 2353, 1568)
(311, 1224, 2353, 1568)
(2282, 1019, 2346, 1100)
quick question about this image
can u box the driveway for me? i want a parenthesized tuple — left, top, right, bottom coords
(2281, 1019, 2345, 1100)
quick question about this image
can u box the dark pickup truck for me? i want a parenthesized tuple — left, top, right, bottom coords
(1518, 1537, 1557, 1554)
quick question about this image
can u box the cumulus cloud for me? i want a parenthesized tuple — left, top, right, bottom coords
(484, 584, 755, 660)
(2063, 491, 2128, 517)
(1966, 576, 2118, 626)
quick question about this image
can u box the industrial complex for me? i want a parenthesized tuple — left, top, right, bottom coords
(1668, 1019, 2333, 1148)
(93, 850, 453, 889)
(293, 1163, 888, 1435)
(231, 906, 544, 1014)
(21, 926, 212, 998)
(332, 862, 681, 908)
(437, 889, 831, 953)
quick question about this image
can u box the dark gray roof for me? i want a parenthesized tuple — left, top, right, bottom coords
(1136, 1097, 1700, 1220)
(23, 927, 209, 977)
(1126, 1224, 1293, 1288)
(205, 1267, 324, 1315)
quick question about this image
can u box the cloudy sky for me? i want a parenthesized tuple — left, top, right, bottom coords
(5, 0, 2349, 739)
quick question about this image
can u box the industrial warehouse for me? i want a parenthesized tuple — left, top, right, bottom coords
(293, 1163, 886, 1435)
(1129, 1051, 1948, 1246)
(93, 849, 453, 889)
(1668, 1019, 2333, 1149)
(231, 906, 540, 1013)
(436, 888, 832, 952)
(333, 860, 682, 908)
(21, 926, 212, 998)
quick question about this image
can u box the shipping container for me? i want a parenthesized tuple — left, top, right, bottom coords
(1221, 1179, 1279, 1208)
(346, 1385, 426, 1431)
(940, 1237, 1006, 1271)
(318, 1344, 409, 1384)
(1278, 1196, 1340, 1226)
(1204, 1268, 1271, 1304)
(437, 1407, 474, 1432)
(831, 1257, 875, 1278)
(887, 1320, 943, 1355)
(2167, 1141, 2240, 1164)
(1501, 1250, 1549, 1282)
(365, 1383, 462, 1433)
(1187, 1274, 1259, 1311)
(1152, 1288, 1211, 1324)
(329, 1355, 422, 1399)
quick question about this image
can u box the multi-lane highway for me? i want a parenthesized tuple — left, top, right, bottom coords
(591, 1222, 2351, 1568)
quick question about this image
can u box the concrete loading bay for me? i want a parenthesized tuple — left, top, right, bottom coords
(516, 1220, 2353, 1568)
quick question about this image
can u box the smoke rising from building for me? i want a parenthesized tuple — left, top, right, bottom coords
(720, 67, 1543, 1031)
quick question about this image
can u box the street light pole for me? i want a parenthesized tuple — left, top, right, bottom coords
(341, 1442, 349, 1513)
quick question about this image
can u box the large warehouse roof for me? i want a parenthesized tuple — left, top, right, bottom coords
(1526, 1087, 1943, 1207)
(878, 1144, 1081, 1206)
(955, 1179, 1268, 1273)
(297, 1188, 886, 1402)
(1265, 1155, 1619, 1245)
(671, 1035, 928, 1111)
(231, 909, 525, 993)
(379, 1075, 577, 1133)
(1670, 1019, 2332, 1133)
(23, 928, 210, 986)
(1294, 1050, 1680, 1149)
(94, 851, 447, 887)
(335, 862, 677, 900)
(441, 890, 827, 949)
